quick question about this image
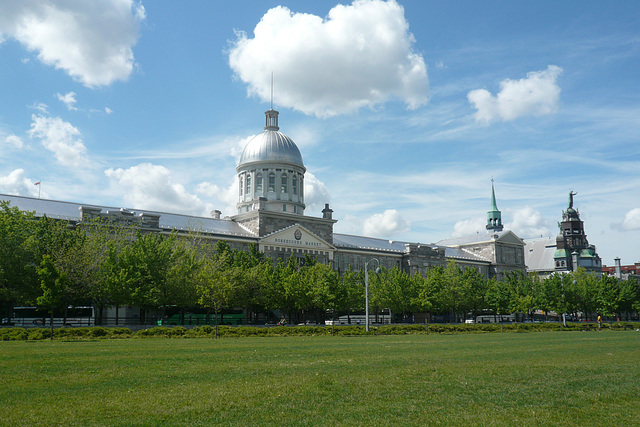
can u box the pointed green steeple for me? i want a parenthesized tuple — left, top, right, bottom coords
(487, 179, 503, 232)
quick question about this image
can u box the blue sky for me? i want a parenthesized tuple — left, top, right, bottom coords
(0, 0, 638, 265)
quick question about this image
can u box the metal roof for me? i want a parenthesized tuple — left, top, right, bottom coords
(437, 230, 506, 247)
(1, 193, 511, 265)
(333, 233, 489, 263)
(443, 247, 491, 263)
(238, 130, 304, 169)
(524, 237, 557, 272)
(333, 234, 409, 253)
(0, 194, 256, 238)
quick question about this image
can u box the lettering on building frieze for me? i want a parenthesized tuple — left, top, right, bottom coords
(273, 237, 322, 247)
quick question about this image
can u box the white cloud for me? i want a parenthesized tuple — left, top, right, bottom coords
(231, 134, 257, 162)
(3, 134, 24, 149)
(0, 0, 144, 87)
(505, 206, 550, 238)
(105, 163, 207, 216)
(195, 180, 237, 217)
(363, 209, 410, 238)
(0, 169, 40, 197)
(451, 207, 550, 239)
(303, 172, 331, 215)
(28, 114, 89, 167)
(621, 208, 640, 231)
(468, 65, 563, 124)
(28, 102, 49, 113)
(105, 107, 113, 115)
(228, 0, 428, 117)
(451, 217, 485, 238)
(56, 91, 77, 110)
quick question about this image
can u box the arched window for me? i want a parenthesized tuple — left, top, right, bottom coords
(239, 176, 244, 196)
(292, 175, 297, 195)
(246, 175, 251, 195)
(256, 173, 262, 193)
(281, 173, 287, 193)
(268, 173, 275, 192)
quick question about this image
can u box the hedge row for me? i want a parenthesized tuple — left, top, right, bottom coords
(2, 322, 639, 341)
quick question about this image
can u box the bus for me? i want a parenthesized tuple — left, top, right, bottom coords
(475, 314, 516, 324)
(325, 309, 393, 326)
(11, 306, 95, 328)
(164, 309, 244, 326)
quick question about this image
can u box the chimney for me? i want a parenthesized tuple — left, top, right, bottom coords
(257, 197, 267, 211)
(211, 210, 222, 219)
(322, 203, 333, 220)
(614, 257, 622, 279)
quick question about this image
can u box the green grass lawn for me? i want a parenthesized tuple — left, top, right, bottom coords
(1, 331, 639, 426)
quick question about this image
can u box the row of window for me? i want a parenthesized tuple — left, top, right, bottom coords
(239, 171, 302, 197)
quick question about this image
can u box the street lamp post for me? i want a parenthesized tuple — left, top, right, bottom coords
(364, 258, 380, 332)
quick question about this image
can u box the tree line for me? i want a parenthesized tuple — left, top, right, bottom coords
(1, 201, 639, 325)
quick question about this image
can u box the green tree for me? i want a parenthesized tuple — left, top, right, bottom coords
(460, 267, 487, 321)
(504, 271, 535, 321)
(570, 268, 597, 320)
(0, 202, 39, 315)
(109, 232, 184, 323)
(595, 274, 620, 319)
(618, 277, 640, 319)
(371, 267, 422, 321)
(303, 262, 342, 323)
(535, 273, 561, 321)
(196, 252, 237, 336)
(434, 261, 470, 323)
(36, 255, 70, 339)
(485, 277, 509, 321)
(27, 216, 90, 323)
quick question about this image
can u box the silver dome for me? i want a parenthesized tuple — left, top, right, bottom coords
(238, 130, 304, 168)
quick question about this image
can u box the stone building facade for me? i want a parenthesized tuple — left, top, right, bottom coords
(1, 108, 527, 280)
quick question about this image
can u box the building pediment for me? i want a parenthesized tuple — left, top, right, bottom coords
(259, 223, 335, 259)
(496, 230, 525, 246)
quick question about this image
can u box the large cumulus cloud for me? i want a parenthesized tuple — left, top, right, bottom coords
(363, 209, 410, 238)
(0, 0, 145, 87)
(28, 115, 89, 168)
(0, 169, 41, 197)
(105, 163, 207, 216)
(468, 65, 562, 124)
(228, 0, 428, 117)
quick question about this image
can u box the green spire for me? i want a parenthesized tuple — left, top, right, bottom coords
(487, 179, 503, 232)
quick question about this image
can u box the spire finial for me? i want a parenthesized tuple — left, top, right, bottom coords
(486, 178, 503, 232)
(264, 73, 279, 130)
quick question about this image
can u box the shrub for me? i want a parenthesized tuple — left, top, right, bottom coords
(55, 328, 87, 339)
(27, 328, 51, 340)
(135, 326, 188, 338)
(88, 327, 110, 338)
(610, 322, 639, 330)
(0, 327, 29, 341)
(109, 328, 133, 338)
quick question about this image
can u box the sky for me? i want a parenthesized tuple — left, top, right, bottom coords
(0, 0, 639, 266)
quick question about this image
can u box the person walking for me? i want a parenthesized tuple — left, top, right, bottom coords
(597, 314, 603, 331)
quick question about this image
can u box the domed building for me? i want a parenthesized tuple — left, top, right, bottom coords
(1, 107, 527, 281)
(230, 109, 338, 265)
(236, 109, 306, 216)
